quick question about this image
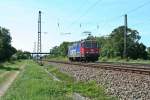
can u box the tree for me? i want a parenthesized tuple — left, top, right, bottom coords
(14, 50, 31, 60)
(23, 51, 31, 59)
(50, 46, 60, 56)
(109, 26, 140, 58)
(0, 27, 16, 61)
(59, 42, 70, 56)
(95, 26, 147, 59)
(50, 42, 71, 57)
(147, 47, 150, 59)
(96, 36, 114, 57)
(147, 47, 150, 54)
(127, 43, 147, 59)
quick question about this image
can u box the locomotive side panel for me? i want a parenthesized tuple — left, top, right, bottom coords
(68, 42, 81, 58)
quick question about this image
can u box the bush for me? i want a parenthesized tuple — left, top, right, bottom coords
(100, 57, 108, 62)
(10, 54, 17, 61)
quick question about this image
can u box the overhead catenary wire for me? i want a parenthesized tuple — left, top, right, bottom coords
(98, 0, 150, 24)
(59, 0, 150, 36)
(59, 0, 123, 34)
(90, 0, 150, 33)
(127, 0, 150, 27)
(125, 0, 150, 14)
(103, 0, 150, 24)
(130, 19, 150, 27)
(57, 0, 91, 35)
(70, 0, 103, 27)
(67, 0, 103, 36)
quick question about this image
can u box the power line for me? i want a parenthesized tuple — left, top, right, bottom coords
(57, 0, 90, 34)
(125, 0, 150, 14)
(130, 19, 150, 27)
(61, 0, 150, 36)
(59, 0, 103, 35)
(70, 0, 103, 26)
(74, 0, 90, 14)
(100, 0, 150, 23)
(66, 0, 103, 36)
(93, 0, 150, 33)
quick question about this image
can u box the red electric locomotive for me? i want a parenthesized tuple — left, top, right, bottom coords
(68, 39, 100, 62)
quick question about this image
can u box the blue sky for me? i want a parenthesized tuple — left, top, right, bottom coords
(0, 0, 150, 52)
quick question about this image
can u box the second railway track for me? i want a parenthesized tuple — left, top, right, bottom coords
(44, 60, 150, 75)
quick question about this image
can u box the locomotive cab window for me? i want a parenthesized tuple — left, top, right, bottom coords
(83, 41, 99, 48)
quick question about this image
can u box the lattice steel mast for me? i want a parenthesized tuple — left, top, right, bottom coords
(37, 11, 42, 56)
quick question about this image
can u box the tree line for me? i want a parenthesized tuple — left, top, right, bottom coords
(50, 26, 150, 60)
(0, 26, 31, 62)
(1, 25, 148, 61)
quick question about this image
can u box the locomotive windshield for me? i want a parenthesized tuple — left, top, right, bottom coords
(82, 41, 99, 48)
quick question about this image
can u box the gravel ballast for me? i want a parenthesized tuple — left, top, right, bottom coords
(49, 62, 150, 100)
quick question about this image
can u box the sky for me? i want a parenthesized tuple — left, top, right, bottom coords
(0, 0, 150, 52)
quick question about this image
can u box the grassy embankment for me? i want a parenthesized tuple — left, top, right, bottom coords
(46, 66, 117, 100)
(0, 60, 24, 84)
(47, 56, 150, 64)
(46, 56, 68, 61)
(99, 57, 150, 64)
(2, 60, 116, 100)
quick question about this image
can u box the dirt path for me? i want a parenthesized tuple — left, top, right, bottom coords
(0, 64, 25, 97)
(0, 71, 9, 78)
(0, 71, 19, 96)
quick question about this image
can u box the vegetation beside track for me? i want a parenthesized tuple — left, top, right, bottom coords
(46, 65, 117, 100)
(0, 60, 25, 84)
(46, 56, 68, 62)
(46, 56, 150, 65)
(2, 61, 116, 100)
(2, 61, 72, 100)
(99, 57, 150, 64)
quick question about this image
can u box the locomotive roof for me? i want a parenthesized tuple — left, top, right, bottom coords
(70, 39, 97, 44)
(81, 39, 97, 42)
(69, 38, 97, 46)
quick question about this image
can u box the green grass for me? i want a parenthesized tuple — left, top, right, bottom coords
(99, 57, 150, 64)
(0, 72, 13, 84)
(2, 61, 72, 100)
(46, 56, 68, 61)
(2, 61, 117, 100)
(0, 60, 25, 71)
(46, 66, 74, 82)
(46, 65, 117, 100)
(0, 60, 25, 84)
(47, 56, 150, 64)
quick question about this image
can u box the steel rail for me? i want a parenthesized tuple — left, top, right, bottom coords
(44, 60, 150, 75)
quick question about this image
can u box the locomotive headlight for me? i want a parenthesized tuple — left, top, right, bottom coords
(86, 51, 89, 53)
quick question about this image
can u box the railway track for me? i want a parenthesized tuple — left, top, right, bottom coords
(44, 60, 150, 75)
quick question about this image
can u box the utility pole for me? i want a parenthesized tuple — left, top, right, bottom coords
(123, 14, 127, 58)
(37, 11, 42, 59)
